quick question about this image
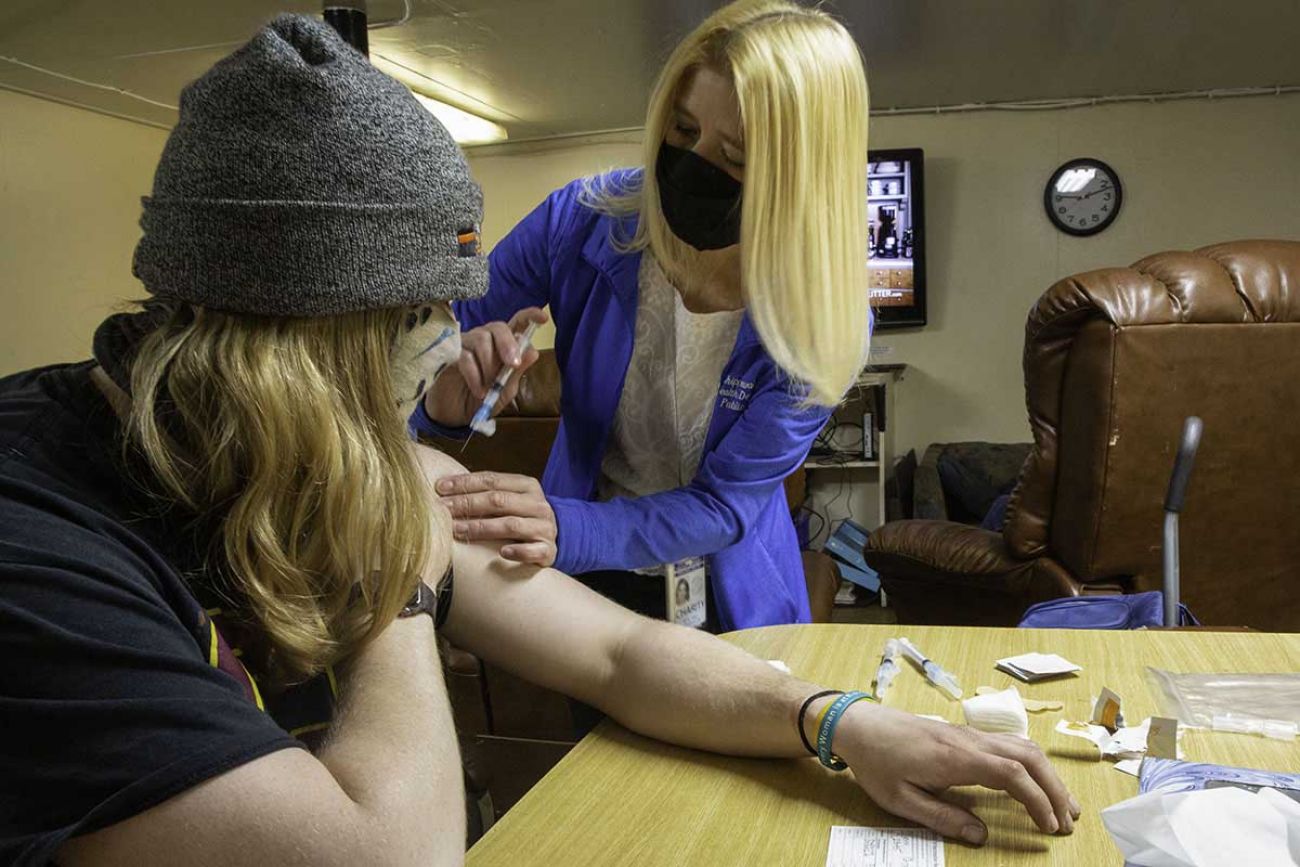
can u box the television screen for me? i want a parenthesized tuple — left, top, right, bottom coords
(868, 147, 926, 329)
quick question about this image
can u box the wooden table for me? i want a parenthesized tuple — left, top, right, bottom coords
(467, 624, 1300, 866)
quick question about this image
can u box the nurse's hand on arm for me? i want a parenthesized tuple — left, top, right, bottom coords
(438, 378, 830, 573)
(438, 471, 557, 566)
(423, 306, 549, 427)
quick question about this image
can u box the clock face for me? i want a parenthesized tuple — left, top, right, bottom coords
(1044, 158, 1122, 236)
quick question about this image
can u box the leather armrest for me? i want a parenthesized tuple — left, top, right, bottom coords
(867, 520, 1026, 579)
(507, 350, 562, 416)
(865, 520, 1083, 625)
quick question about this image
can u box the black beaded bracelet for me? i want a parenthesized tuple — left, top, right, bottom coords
(797, 689, 844, 757)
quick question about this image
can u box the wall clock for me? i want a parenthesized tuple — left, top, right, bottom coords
(1044, 158, 1123, 236)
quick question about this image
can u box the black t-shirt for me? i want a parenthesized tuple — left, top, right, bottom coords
(0, 363, 332, 865)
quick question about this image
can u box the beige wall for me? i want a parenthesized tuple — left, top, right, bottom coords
(470, 130, 644, 249)
(467, 94, 1300, 459)
(467, 131, 644, 353)
(1, 90, 168, 375)
(5, 89, 1297, 462)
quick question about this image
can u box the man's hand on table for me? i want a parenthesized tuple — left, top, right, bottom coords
(832, 701, 1081, 845)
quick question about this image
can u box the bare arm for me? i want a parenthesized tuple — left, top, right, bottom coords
(442, 555, 812, 757)
(420, 446, 1079, 845)
(315, 613, 465, 862)
(59, 563, 464, 867)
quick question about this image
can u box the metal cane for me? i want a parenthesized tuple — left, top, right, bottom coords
(1162, 417, 1203, 627)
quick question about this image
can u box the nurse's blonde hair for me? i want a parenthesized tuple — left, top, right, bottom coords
(585, 0, 871, 405)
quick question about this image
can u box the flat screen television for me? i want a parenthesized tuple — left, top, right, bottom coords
(868, 147, 926, 329)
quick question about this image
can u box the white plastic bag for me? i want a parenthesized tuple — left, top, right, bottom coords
(1146, 668, 1300, 729)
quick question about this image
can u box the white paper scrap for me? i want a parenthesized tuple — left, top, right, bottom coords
(1055, 718, 1184, 762)
(995, 652, 1082, 683)
(1110, 719, 1155, 759)
(1102, 785, 1300, 866)
(825, 826, 944, 867)
(767, 659, 792, 675)
(1057, 719, 1119, 753)
(1114, 758, 1143, 777)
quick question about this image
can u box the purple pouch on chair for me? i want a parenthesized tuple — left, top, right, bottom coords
(1018, 591, 1198, 629)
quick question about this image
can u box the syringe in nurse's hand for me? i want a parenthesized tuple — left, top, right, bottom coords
(466, 320, 540, 439)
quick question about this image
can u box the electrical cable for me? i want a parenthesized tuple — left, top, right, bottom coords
(810, 414, 839, 456)
(808, 382, 885, 536)
(871, 84, 1300, 117)
(0, 55, 178, 110)
(1, 0, 412, 114)
(6, 43, 1293, 126)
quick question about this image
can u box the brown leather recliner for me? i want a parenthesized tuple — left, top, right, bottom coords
(864, 240, 1300, 631)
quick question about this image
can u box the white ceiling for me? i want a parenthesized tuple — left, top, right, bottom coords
(3, 0, 1298, 142)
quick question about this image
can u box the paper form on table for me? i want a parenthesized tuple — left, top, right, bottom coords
(825, 826, 944, 867)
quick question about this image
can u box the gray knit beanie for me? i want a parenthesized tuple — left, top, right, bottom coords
(133, 13, 487, 316)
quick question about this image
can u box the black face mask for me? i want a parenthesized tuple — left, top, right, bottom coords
(655, 142, 743, 251)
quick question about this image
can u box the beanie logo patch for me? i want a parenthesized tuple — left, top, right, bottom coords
(457, 227, 481, 258)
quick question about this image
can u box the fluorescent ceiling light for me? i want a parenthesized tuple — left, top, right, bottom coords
(412, 93, 508, 146)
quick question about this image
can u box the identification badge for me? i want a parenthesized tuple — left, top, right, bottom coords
(665, 556, 707, 629)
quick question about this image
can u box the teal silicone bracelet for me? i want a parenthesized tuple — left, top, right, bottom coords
(816, 690, 875, 770)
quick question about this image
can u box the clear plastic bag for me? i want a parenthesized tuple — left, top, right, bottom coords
(1146, 668, 1300, 729)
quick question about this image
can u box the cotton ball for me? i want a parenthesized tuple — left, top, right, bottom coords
(976, 684, 1062, 713)
(962, 686, 1030, 738)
